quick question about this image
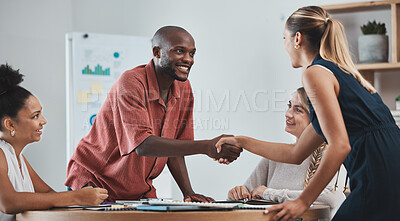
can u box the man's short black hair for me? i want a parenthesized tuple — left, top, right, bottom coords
(151, 26, 189, 48)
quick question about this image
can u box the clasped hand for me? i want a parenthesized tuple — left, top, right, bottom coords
(211, 135, 242, 164)
(207, 135, 242, 164)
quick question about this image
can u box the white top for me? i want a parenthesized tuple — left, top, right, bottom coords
(0, 139, 34, 221)
(233, 154, 345, 219)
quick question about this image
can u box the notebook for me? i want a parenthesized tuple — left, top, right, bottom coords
(51, 205, 112, 210)
(84, 206, 136, 211)
(146, 200, 277, 210)
(213, 199, 276, 205)
(147, 200, 239, 208)
(136, 205, 233, 212)
(234, 204, 275, 210)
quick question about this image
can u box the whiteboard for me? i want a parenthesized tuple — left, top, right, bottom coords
(66, 32, 178, 199)
(65, 32, 152, 161)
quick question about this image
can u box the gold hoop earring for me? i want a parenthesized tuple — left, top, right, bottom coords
(11, 130, 15, 137)
(294, 44, 300, 49)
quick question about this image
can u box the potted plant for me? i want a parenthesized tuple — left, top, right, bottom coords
(358, 20, 388, 63)
(396, 95, 400, 111)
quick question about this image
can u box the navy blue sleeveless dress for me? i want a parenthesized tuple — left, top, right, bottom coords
(308, 55, 400, 220)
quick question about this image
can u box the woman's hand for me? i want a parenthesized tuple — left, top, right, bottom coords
(228, 185, 251, 200)
(74, 186, 108, 205)
(215, 136, 241, 153)
(265, 199, 309, 221)
(250, 185, 268, 199)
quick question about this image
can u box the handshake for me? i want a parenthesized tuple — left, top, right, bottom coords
(206, 135, 242, 165)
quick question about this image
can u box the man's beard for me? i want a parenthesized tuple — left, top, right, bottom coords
(160, 57, 188, 82)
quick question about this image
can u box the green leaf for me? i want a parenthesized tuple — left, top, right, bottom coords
(360, 20, 387, 35)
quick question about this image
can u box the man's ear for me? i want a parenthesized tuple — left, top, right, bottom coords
(295, 32, 303, 45)
(152, 46, 161, 58)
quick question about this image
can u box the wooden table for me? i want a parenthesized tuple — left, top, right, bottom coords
(16, 205, 330, 221)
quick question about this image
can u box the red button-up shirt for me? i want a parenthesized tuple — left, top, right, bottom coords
(65, 60, 194, 201)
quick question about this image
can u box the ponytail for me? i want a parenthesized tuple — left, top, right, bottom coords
(320, 19, 376, 93)
(287, 6, 376, 94)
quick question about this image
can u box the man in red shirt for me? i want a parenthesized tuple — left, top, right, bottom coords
(65, 26, 242, 202)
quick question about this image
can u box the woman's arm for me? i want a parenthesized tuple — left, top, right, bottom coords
(261, 177, 343, 205)
(0, 150, 108, 214)
(295, 65, 350, 206)
(216, 124, 324, 165)
(267, 66, 351, 220)
(251, 150, 345, 209)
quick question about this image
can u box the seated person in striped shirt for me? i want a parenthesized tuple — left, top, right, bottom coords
(227, 88, 345, 218)
(0, 64, 108, 221)
(65, 26, 242, 203)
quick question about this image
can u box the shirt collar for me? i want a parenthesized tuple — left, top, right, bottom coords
(0, 139, 16, 156)
(145, 59, 181, 101)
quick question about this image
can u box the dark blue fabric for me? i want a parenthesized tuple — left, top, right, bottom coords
(308, 55, 400, 220)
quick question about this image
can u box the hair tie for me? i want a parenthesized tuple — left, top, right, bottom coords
(325, 17, 330, 23)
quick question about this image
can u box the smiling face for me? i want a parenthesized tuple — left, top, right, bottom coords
(157, 31, 196, 82)
(12, 95, 47, 144)
(285, 93, 310, 139)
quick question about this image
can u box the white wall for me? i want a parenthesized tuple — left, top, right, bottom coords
(0, 0, 72, 191)
(0, 0, 398, 200)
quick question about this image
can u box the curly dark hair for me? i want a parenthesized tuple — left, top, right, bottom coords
(0, 64, 32, 130)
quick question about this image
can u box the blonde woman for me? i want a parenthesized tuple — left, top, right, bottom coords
(217, 6, 400, 221)
(227, 88, 345, 219)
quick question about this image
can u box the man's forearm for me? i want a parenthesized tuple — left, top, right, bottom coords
(135, 135, 209, 157)
(136, 135, 242, 163)
(167, 157, 194, 197)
